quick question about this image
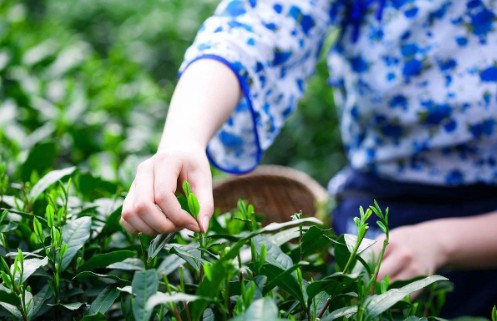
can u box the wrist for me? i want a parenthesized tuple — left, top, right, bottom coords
(421, 219, 457, 270)
(157, 139, 206, 155)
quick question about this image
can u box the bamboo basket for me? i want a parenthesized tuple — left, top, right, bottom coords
(213, 165, 329, 224)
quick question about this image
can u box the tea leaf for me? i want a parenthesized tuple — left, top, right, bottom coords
(51, 302, 86, 311)
(0, 301, 22, 319)
(262, 262, 308, 303)
(344, 234, 376, 255)
(0, 289, 19, 306)
(29, 166, 76, 200)
(21, 142, 57, 182)
(81, 313, 107, 321)
(146, 292, 209, 310)
(89, 286, 120, 315)
(170, 246, 205, 271)
(306, 272, 359, 303)
(106, 258, 145, 271)
(229, 297, 284, 321)
(0, 221, 17, 233)
(148, 233, 175, 259)
(79, 250, 135, 271)
(190, 259, 233, 321)
(73, 271, 131, 284)
(61, 216, 91, 271)
(187, 193, 200, 218)
(366, 275, 448, 318)
(157, 254, 185, 276)
(182, 180, 192, 196)
(203, 308, 215, 321)
(27, 285, 52, 320)
(132, 269, 158, 321)
(252, 235, 292, 270)
(321, 305, 357, 321)
(13, 257, 49, 283)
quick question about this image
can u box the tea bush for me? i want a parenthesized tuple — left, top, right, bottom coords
(0, 165, 450, 320)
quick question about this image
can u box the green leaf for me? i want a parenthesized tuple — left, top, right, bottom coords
(177, 194, 188, 212)
(132, 270, 158, 321)
(79, 250, 135, 271)
(0, 289, 19, 306)
(169, 246, 205, 271)
(73, 271, 131, 284)
(187, 193, 200, 218)
(306, 272, 359, 303)
(343, 234, 376, 255)
(28, 285, 52, 320)
(252, 235, 292, 270)
(50, 302, 86, 311)
(61, 216, 91, 271)
(0, 301, 22, 319)
(78, 172, 118, 200)
(157, 254, 185, 276)
(261, 262, 308, 303)
(106, 258, 145, 271)
(270, 226, 301, 246)
(229, 297, 284, 321)
(89, 286, 120, 315)
(366, 275, 448, 318)
(262, 217, 322, 233)
(182, 180, 191, 195)
(146, 292, 209, 310)
(29, 166, 76, 200)
(0, 221, 18, 233)
(190, 260, 232, 321)
(321, 306, 358, 321)
(148, 233, 175, 260)
(81, 313, 107, 321)
(203, 308, 215, 321)
(21, 142, 57, 182)
(12, 257, 48, 283)
(333, 235, 351, 271)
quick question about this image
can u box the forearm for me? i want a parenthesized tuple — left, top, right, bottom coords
(159, 59, 242, 151)
(431, 210, 497, 269)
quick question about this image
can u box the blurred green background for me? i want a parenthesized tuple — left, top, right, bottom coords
(0, 0, 345, 187)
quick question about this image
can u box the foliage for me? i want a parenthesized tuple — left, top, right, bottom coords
(0, 165, 449, 320)
(1, 0, 344, 187)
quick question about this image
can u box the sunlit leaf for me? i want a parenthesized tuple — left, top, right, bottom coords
(29, 166, 76, 200)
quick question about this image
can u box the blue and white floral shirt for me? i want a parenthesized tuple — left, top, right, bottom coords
(180, 0, 497, 186)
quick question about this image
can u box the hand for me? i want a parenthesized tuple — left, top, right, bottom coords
(373, 221, 449, 281)
(120, 145, 214, 235)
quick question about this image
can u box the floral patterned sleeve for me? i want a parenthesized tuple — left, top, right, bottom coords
(179, 0, 343, 174)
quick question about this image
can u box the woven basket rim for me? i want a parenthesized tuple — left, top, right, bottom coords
(213, 165, 329, 202)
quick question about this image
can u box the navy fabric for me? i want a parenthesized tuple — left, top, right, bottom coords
(331, 168, 497, 318)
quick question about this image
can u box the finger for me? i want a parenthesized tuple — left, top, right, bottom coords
(120, 218, 138, 234)
(152, 156, 199, 231)
(122, 184, 157, 236)
(133, 161, 182, 233)
(122, 215, 157, 235)
(188, 167, 214, 232)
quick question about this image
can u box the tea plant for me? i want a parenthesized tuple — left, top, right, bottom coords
(0, 164, 452, 321)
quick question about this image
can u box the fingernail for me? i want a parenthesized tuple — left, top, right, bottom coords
(187, 223, 199, 232)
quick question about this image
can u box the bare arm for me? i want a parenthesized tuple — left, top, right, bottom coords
(121, 59, 241, 235)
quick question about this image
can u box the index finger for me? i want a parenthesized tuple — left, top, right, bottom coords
(152, 156, 199, 231)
